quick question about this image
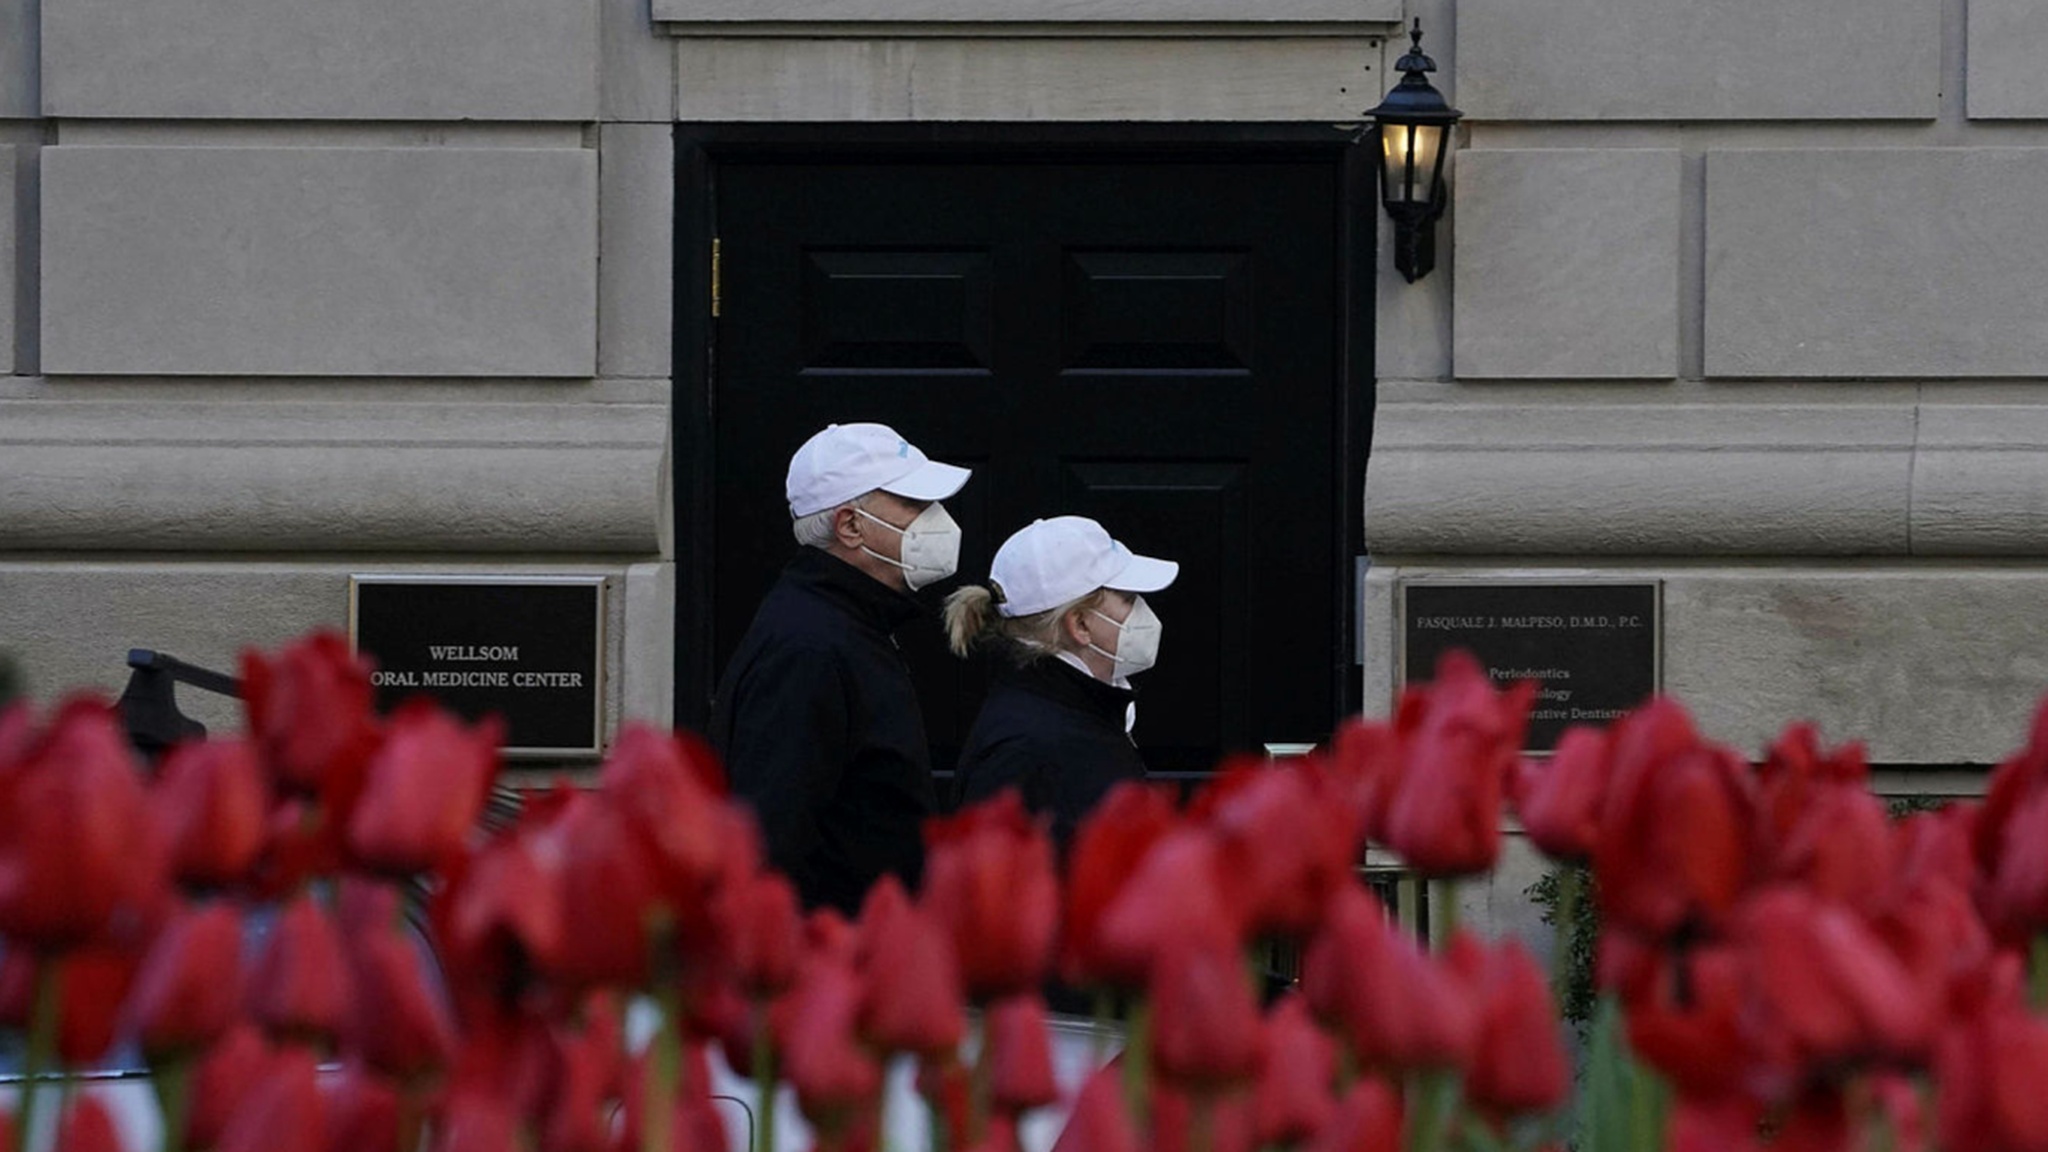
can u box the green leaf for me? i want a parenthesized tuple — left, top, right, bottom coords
(1575, 997, 1668, 1152)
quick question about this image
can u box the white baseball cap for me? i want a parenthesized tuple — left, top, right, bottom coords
(785, 422, 972, 518)
(990, 516, 1179, 618)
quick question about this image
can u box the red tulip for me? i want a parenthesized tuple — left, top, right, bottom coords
(1059, 782, 1178, 988)
(125, 901, 243, 1057)
(433, 1091, 523, 1152)
(539, 792, 662, 988)
(53, 1098, 123, 1152)
(1377, 650, 1533, 877)
(1301, 885, 1474, 1074)
(0, 698, 162, 950)
(1326, 714, 1403, 836)
(1091, 828, 1244, 986)
(437, 822, 565, 991)
(1049, 1067, 1139, 1152)
(1196, 761, 1359, 937)
(920, 1059, 975, 1152)
(1594, 700, 1756, 940)
(347, 700, 501, 876)
(1866, 1075, 1933, 1152)
(241, 632, 380, 797)
(598, 725, 730, 925)
(247, 892, 351, 1043)
(1871, 876, 1996, 1022)
(1740, 888, 1931, 1071)
(1607, 933, 1752, 1100)
(155, 739, 268, 888)
(921, 791, 1059, 1001)
(719, 870, 802, 998)
(341, 913, 458, 1083)
(857, 877, 965, 1058)
(1445, 934, 1568, 1119)
(1252, 996, 1337, 1145)
(1666, 1098, 1770, 1152)
(1152, 936, 1265, 1092)
(1937, 1002, 2048, 1152)
(778, 952, 883, 1119)
(1511, 726, 1611, 863)
(1302, 1081, 1401, 1152)
(187, 1025, 276, 1151)
(52, 945, 144, 1066)
(1151, 1083, 1257, 1152)
(986, 992, 1058, 1114)
(536, 1008, 628, 1152)
(215, 1045, 327, 1152)
(322, 1065, 401, 1152)
(1757, 782, 1893, 912)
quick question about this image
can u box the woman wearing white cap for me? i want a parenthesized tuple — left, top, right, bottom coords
(942, 515, 1178, 852)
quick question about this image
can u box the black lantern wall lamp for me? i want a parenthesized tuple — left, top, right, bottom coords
(1368, 19, 1463, 282)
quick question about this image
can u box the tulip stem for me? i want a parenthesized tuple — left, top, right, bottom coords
(1433, 879, 1458, 947)
(1091, 987, 1114, 1068)
(16, 956, 61, 1152)
(644, 983, 683, 1152)
(2032, 935, 2048, 1011)
(1190, 1095, 1215, 1152)
(1551, 867, 1581, 1011)
(153, 1055, 192, 1152)
(1402, 1071, 1458, 1152)
(1121, 998, 1152, 1131)
(753, 999, 778, 1152)
(970, 1018, 993, 1147)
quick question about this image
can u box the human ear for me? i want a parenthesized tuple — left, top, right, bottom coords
(833, 506, 864, 548)
(1063, 608, 1091, 648)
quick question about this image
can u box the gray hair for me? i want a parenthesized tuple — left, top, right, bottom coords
(791, 491, 872, 548)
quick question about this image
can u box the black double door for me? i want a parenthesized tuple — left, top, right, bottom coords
(702, 149, 1354, 782)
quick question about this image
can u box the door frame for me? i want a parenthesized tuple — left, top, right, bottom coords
(672, 123, 1378, 745)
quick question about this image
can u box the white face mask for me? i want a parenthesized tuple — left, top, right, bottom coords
(1087, 595, 1162, 680)
(856, 503, 962, 591)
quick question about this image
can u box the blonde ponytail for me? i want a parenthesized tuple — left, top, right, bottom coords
(942, 584, 999, 658)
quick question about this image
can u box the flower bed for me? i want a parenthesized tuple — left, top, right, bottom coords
(0, 632, 2041, 1152)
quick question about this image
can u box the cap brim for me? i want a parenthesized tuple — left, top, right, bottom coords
(878, 459, 972, 503)
(1104, 552, 1178, 594)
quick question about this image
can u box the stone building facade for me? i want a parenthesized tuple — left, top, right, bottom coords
(3, 1, 2045, 929)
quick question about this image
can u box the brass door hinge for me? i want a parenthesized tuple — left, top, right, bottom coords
(710, 238, 723, 319)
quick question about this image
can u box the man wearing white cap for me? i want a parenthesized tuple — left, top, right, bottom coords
(941, 515, 1178, 852)
(710, 422, 972, 914)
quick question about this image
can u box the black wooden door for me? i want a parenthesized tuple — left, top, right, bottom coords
(703, 152, 1348, 780)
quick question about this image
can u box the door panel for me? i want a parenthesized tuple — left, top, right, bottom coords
(712, 156, 1340, 778)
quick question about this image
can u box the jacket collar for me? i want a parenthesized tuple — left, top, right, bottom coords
(996, 653, 1136, 724)
(785, 548, 926, 633)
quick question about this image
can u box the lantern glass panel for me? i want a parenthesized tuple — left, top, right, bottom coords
(1380, 123, 1444, 205)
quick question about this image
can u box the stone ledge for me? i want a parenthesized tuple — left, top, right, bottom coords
(0, 399, 665, 552)
(1912, 406, 2048, 555)
(654, 0, 1398, 35)
(676, 36, 1382, 120)
(1364, 403, 1915, 555)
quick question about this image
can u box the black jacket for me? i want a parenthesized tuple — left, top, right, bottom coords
(954, 656, 1146, 853)
(710, 549, 936, 915)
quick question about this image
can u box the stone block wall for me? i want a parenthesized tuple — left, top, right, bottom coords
(1366, 0, 2048, 775)
(0, 0, 677, 739)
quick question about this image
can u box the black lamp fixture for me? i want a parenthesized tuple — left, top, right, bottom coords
(1368, 19, 1463, 282)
